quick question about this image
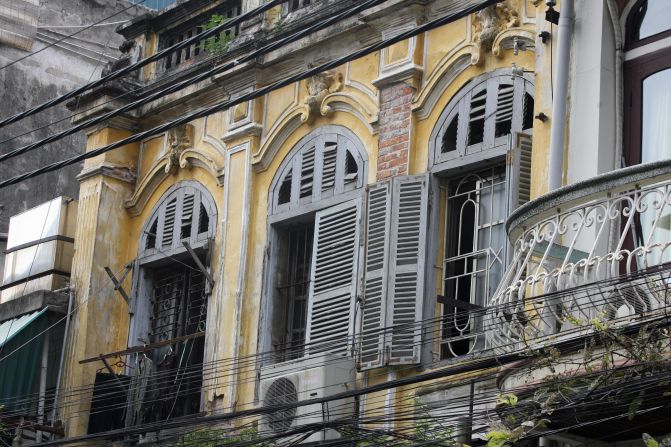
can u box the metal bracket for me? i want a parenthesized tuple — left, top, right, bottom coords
(99, 355, 128, 393)
(104, 264, 132, 304)
(182, 241, 215, 288)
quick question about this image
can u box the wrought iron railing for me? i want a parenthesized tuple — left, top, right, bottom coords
(488, 161, 671, 350)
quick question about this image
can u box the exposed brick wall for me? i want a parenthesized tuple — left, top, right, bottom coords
(377, 82, 414, 180)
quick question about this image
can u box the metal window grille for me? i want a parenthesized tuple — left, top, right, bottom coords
(441, 167, 506, 359)
(276, 222, 314, 361)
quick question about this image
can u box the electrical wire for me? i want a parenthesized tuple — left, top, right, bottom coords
(0, 0, 292, 130)
(0, 0, 500, 189)
(0, 0, 390, 164)
(0, 0, 148, 73)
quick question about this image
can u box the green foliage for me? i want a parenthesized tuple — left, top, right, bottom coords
(200, 14, 233, 55)
(496, 393, 518, 407)
(642, 433, 671, 447)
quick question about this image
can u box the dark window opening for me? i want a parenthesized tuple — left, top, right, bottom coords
(468, 90, 487, 146)
(143, 264, 207, 421)
(278, 169, 293, 205)
(146, 218, 158, 250)
(180, 194, 195, 239)
(198, 203, 209, 234)
(442, 115, 459, 153)
(344, 149, 358, 184)
(274, 221, 314, 361)
(522, 92, 534, 131)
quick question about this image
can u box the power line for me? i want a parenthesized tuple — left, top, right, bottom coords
(0, 0, 147, 73)
(0, 0, 499, 189)
(0, 0, 291, 130)
(0, 0, 389, 163)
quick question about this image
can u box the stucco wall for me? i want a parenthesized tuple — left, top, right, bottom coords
(0, 0, 144, 272)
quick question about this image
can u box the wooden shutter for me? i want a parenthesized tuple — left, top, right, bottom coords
(359, 182, 392, 370)
(506, 132, 533, 212)
(305, 199, 361, 356)
(387, 175, 429, 364)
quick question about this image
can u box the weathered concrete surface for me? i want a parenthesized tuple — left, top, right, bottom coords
(0, 0, 145, 272)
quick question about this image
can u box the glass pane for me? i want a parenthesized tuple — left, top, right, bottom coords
(635, 0, 671, 40)
(641, 68, 671, 163)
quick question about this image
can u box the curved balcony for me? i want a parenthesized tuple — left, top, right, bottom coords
(489, 160, 671, 350)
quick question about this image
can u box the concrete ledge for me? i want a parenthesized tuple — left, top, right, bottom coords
(0, 290, 69, 322)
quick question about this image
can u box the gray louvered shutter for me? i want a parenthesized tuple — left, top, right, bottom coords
(359, 182, 392, 370)
(387, 174, 429, 364)
(506, 132, 532, 263)
(305, 199, 361, 356)
(506, 132, 532, 212)
(161, 197, 178, 247)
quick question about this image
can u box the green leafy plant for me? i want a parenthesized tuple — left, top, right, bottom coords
(173, 427, 272, 447)
(200, 14, 233, 55)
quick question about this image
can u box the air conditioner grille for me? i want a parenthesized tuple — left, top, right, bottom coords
(266, 377, 298, 434)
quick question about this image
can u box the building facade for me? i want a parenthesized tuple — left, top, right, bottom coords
(8, 0, 670, 444)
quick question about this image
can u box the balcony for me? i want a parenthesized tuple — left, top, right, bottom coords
(489, 160, 671, 351)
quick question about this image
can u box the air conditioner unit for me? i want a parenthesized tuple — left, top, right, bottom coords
(259, 354, 356, 444)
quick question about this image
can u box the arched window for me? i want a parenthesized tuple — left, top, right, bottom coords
(431, 71, 534, 170)
(263, 126, 367, 362)
(624, 0, 671, 165)
(628, 0, 671, 45)
(269, 127, 366, 217)
(128, 182, 217, 424)
(429, 71, 534, 360)
(141, 182, 217, 258)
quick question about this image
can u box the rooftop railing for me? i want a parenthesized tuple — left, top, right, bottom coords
(488, 160, 671, 351)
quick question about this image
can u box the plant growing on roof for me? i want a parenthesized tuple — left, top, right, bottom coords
(200, 14, 233, 55)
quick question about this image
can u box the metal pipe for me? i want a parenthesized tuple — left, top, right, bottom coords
(548, 0, 575, 190)
(51, 288, 73, 431)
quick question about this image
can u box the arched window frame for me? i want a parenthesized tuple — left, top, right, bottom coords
(625, 0, 671, 50)
(268, 125, 367, 219)
(623, 0, 671, 166)
(260, 126, 368, 364)
(139, 180, 217, 262)
(429, 69, 534, 172)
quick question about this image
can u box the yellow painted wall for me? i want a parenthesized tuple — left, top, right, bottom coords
(63, 1, 552, 436)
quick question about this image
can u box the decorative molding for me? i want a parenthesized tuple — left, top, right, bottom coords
(77, 163, 137, 184)
(299, 70, 343, 124)
(372, 64, 424, 89)
(321, 92, 378, 130)
(222, 122, 263, 143)
(178, 149, 226, 185)
(124, 161, 171, 216)
(253, 111, 303, 173)
(345, 62, 378, 104)
(165, 124, 195, 175)
(413, 47, 475, 120)
(492, 28, 536, 57)
(471, 1, 521, 64)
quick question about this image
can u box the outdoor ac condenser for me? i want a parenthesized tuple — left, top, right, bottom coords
(258, 353, 356, 444)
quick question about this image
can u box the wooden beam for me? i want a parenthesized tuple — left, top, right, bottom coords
(79, 331, 205, 364)
(182, 241, 214, 287)
(104, 266, 131, 304)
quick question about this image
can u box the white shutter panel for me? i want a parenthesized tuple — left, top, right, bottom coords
(359, 182, 392, 370)
(387, 174, 429, 364)
(305, 199, 361, 356)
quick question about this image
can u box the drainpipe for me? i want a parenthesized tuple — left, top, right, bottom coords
(51, 288, 73, 432)
(548, 0, 575, 191)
